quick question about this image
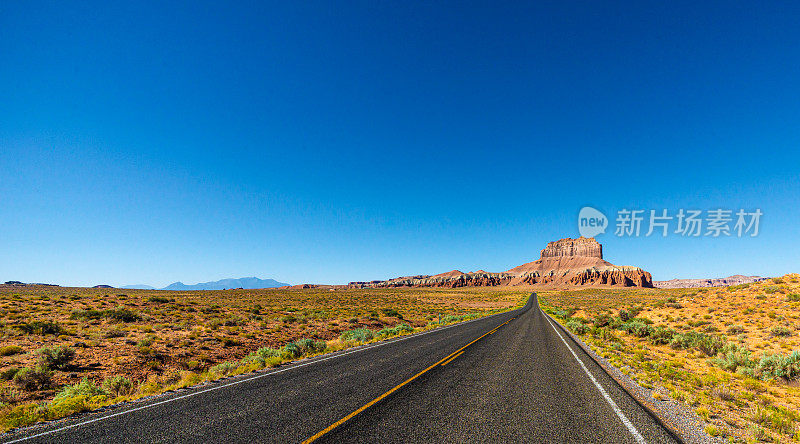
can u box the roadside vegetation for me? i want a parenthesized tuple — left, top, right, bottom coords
(541, 274, 800, 443)
(0, 285, 528, 433)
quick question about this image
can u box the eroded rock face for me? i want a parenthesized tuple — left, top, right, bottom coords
(350, 272, 513, 288)
(540, 237, 603, 260)
(518, 266, 653, 287)
(348, 237, 652, 288)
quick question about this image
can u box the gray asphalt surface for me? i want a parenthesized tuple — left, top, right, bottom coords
(2, 294, 678, 444)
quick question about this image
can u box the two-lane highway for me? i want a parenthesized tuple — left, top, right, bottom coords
(3, 294, 678, 443)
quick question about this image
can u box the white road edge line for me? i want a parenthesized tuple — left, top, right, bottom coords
(3, 304, 525, 444)
(544, 311, 647, 444)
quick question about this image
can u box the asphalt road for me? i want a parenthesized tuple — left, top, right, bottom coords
(3, 294, 678, 444)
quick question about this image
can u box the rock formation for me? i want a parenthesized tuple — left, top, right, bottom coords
(348, 237, 653, 288)
(540, 237, 603, 259)
(653, 275, 766, 289)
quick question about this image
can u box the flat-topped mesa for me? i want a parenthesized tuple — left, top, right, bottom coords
(540, 237, 602, 260)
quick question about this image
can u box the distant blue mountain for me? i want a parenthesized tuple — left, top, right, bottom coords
(159, 277, 289, 291)
(121, 284, 156, 290)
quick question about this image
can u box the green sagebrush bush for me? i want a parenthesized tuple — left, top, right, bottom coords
(378, 323, 414, 337)
(340, 328, 376, 343)
(669, 331, 726, 356)
(711, 343, 756, 373)
(13, 366, 52, 391)
(621, 320, 652, 338)
(755, 351, 800, 381)
(566, 319, 588, 335)
(35, 345, 76, 370)
(101, 375, 134, 397)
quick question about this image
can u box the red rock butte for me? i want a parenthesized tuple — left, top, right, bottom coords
(349, 237, 653, 288)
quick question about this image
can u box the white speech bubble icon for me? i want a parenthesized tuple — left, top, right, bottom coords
(578, 207, 607, 238)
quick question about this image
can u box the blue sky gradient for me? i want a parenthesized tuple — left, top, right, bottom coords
(2, 1, 799, 286)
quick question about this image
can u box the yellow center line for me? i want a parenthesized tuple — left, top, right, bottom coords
(440, 350, 464, 366)
(301, 316, 515, 443)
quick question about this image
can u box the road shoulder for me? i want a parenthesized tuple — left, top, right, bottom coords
(545, 311, 717, 444)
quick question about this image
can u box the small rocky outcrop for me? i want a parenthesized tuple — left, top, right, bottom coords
(653, 275, 766, 289)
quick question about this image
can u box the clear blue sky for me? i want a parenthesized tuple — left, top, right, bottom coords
(2, 1, 799, 287)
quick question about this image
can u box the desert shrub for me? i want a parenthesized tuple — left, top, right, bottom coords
(241, 347, 282, 367)
(566, 319, 588, 335)
(712, 343, 756, 372)
(220, 337, 239, 347)
(0, 403, 46, 430)
(12, 366, 51, 391)
(0, 367, 21, 381)
(294, 338, 327, 355)
(14, 321, 63, 335)
(648, 327, 676, 345)
(48, 378, 107, 419)
(621, 320, 652, 338)
(378, 323, 414, 337)
(281, 342, 301, 358)
(771, 325, 793, 337)
(764, 286, 783, 294)
(35, 345, 76, 370)
(53, 378, 105, 403)
(222, 316, 243, 327)
(696, 334, 727, 356)
(70, 309, 104, 320)
(148, 296, 174, 303)
(209, 362, 236, 377)
(340, 328, 376, 343)
(101, 376, 134, 397)
(381, 308, 402, 318)
(670, 332, 697, 349)
(727, 325, 746, 335)
(255, 347, 282, 359)
(104, 329, 126, 338)
(591, 327, 623, 343)
(670, 331, 726, 356)
(786, 293, 800, 302)
(0, 345, 23, 356)
(750, 405, 800, 437)
(104, 308, 140, 322)
(431, 313, 478, 326)
(392, 323, 414, 334)
(618, 309, 630, 322)
(71, 308, 140, 322)
(711, 385, 737, 402)
(756, 351, 800, 381)
(592, 314, 612, 328)
(553, 308, 575, 319)
(137, 335, 155, 347)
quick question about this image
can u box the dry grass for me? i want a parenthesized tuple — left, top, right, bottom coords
(0, 285, 528, 432)
(541, 273, 800, 443)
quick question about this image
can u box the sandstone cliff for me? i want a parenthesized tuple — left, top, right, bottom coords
(348, 237, 653, 288)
